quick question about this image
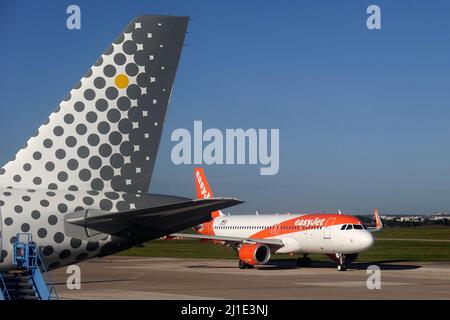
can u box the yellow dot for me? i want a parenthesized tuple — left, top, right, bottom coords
(115, 74, 129, 89)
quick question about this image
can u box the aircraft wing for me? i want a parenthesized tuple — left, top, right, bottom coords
(65, 198, 243, 242)
(171, 233, 284, 248)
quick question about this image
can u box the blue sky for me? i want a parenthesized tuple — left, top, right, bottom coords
(1, 1, 450, 214)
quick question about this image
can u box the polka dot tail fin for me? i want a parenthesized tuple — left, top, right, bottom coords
(0, 16, 243, 277)
(0, 16, 189, 194)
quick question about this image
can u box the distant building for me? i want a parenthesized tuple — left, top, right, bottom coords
(399, 216, 424, 222)
(430, 213, 450, 221)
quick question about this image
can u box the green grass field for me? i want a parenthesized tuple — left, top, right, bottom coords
(118, 225, 450, 262)
(376, 225, 450, 240)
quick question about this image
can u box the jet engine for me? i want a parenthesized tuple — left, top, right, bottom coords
(238, 243, 271, 265)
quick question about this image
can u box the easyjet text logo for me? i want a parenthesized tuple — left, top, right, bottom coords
(196, 170, 211, 199)
(294, 218, 326, 227)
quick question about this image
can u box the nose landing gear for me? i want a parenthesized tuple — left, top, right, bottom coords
(336, 253, 347, 271)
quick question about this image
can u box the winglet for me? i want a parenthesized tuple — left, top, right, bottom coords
(373, 208, 383, 231)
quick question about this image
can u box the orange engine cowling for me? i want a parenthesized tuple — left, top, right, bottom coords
(238, 243, 271, 265)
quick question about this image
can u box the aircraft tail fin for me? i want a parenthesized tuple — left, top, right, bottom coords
(194, 168, 225, 218)
(373, 208, 383, 231)
(0, 15, 189, 193)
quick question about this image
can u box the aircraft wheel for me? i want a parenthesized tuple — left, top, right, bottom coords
(239, 260, 254, 269)
(337, 264, 347, 272)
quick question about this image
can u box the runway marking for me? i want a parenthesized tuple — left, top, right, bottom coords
(104, 264, 329, 276)
(405, 267, 450, 276)
(59, 289, 223, 300)
(97, 258, 179, 263)
(295, 281, 413, 288)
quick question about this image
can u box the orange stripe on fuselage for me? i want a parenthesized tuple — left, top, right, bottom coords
(248, 214, 362, 239)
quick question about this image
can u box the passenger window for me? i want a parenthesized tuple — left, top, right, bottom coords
(346, 224, 353, 230)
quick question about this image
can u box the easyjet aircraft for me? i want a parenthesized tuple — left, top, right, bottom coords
(0, 16, 241, 273)
(172, 168, 383, 271)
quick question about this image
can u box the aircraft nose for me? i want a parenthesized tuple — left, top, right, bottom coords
(360, 231, 374, 251)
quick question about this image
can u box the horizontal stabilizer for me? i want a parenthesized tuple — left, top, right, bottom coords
(65, 197, 243, 241)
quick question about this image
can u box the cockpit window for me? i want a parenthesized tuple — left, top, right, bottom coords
(346, 224, 353, 230)
(353, 224, 363, 230)
(341, 225, 347, 230)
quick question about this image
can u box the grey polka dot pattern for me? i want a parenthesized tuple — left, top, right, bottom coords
(0, 188, 187, 270)
(0, 16, 187, 194)
(0, 16, 190, 271)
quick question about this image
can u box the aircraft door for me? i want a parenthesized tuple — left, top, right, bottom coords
(323, 218, 336, 239)
(271, 223, 280, 235)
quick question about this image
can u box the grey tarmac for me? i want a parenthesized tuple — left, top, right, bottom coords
(50, 256, 450, 300)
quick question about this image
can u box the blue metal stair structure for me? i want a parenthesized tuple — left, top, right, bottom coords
(0, 233, 58, 300)
(0, 272, 11, 300)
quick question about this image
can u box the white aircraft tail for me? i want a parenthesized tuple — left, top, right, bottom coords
(0, 16, 189, 194)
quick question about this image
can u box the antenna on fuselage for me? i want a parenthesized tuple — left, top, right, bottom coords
(338, 209, 342, 215)
(256, 211, 259, 216)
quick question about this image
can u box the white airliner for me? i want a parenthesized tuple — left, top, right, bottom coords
(0, 16, 241, 276)
(172, 168, 383, 271)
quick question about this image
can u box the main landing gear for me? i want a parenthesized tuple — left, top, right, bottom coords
(238, 260, 254, 269)
(296, 254, 312, 267)
(336, 253, 347, 271)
